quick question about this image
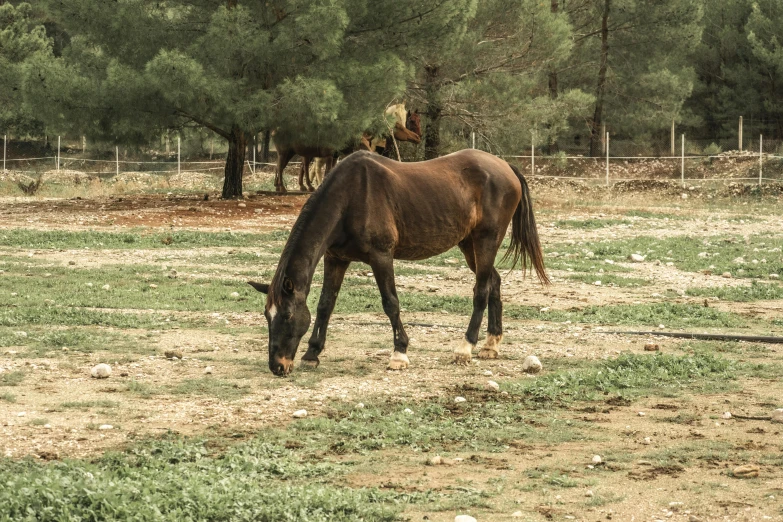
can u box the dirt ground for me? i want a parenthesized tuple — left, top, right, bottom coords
(1, 183, 782, 521)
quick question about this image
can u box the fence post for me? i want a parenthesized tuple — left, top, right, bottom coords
(3, 135, 6, 172)
(605, 132, 609, 187)
(531, 132, 535, 176)
(116, 146, 119, 176)
(57, 136, 61, 171)
(739, 116, 743, 152)
(670, 120, 675, 156)
(681, 134, 685, 187)
(759, 134, 763, 186)
(471, 131, 476, 149)
(178, 136, 181, 176)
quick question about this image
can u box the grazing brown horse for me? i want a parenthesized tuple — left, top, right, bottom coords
(249, 149, 548, 376)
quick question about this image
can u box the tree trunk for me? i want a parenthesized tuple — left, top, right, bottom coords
(589, 0, 611, 157)
(222, 126, 247, 199)
(423, 65, 442, 160)
(547, 0, 560, 154)
(261, 129, 271, 163)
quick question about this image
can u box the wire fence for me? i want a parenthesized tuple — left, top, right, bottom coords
(3, 133, 783, 190)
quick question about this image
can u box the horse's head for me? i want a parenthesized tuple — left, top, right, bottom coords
(248, 279, 311, 376)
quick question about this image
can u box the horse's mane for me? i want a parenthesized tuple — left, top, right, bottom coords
(266, 154, 365, 307)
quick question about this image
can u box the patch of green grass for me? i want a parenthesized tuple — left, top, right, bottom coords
(555, 218, 632, 229)
(0, 305, 204, 330)
(291, 398, 587, 455)
(0, 229, 288, 250)
(0, 371, 25, 387)
(29, 418, 49, 426)
(623, 210, 682, 219)
(686, 281, 783, 302)
(507, 302, 749, 329)
(511, 352, 737, 406)
(172, 378, 250, 400)
(60, 400, 120, 410)
(0, 392, 16, 403)
(567, 273, 651, 287)
(126, 380, 160, 398)
(0, 437, 400, 522)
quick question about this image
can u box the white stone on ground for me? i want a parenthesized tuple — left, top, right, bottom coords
(204, 366, 213, 375)
(403, 408, 413, 414)
(522, 355, 542, 374)
(355, 403, 364, 409)
(592, 455, 602, 464)
(230, 292, 239, 297)
(486, 380, 499, 392)
(292, 409, 308, 418)
(482, 370, 493, 376)
(771, 408, 783, 423)
(91, 363, 112, 379)
(629, 253, 645, 262)
(454, 516, 477, 522)
(454, 396, 467, 403)
(102, 284, 110, 290)
(98, 424, 113, 430)
(721, 412, 732, 419)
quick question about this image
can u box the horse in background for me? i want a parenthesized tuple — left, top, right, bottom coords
(367, 102, 421, 156)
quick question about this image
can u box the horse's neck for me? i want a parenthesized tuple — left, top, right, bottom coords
(285, 197, 343, 295)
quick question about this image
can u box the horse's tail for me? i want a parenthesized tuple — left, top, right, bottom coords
(503, 163, 550, 285)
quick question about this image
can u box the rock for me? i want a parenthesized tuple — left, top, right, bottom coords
(522, 355, 542, 374)
(428, 455, 443, 466)
(164, 350, 183, 359)
(644, 343, 660, 351)
(771, 408, 783, 423)
(770, 274, 780, 280)
(90, 363, 112, 379)
(638, 411, 646, 417)
(688, 516, 703, 522)
(721, 412, 732, 419)
(426, 285, 440, 292)
(98, 424, 113, 430)
(403, 408, 413, 414)
(204, 366, 213, 375)
(721, 272, 732, 278)
(454, 516, 477, 522)
(168, 270, 178, 279)
(482, 370, 493, 377)
(585, 490, 594, 497)
(292, 409, 308, 419)
(629, 253, 645, 262)
(486, 380, 499, 391)
(355, 402, 364, 409)
(149, 284, 158, 289)
(593, 280, 602, 286)
(237, 202, 246, 208)
(511, 511, 523, 518)
(732, 464, 759, 478)
(102, 284, 110, 290)
(230, 291, 240, 297)
(454, 396, 467, 403)
(592, 455, 602, 464)
(68, 260, 76, 266)
(643, 436, 652, 444)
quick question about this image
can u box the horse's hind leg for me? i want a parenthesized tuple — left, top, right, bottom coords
(478, 268, 502, 359)
(455, 235, 501, 364)
(301, 255, 350, 368)
(276, 149, 295, 193)
(369, 254, 410, 370)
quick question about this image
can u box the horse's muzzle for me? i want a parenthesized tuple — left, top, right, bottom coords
(270, 357, 294, 376)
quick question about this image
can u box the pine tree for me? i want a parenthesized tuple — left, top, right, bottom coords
(26, 0, 471, 198)
(0, 2, 51, 137)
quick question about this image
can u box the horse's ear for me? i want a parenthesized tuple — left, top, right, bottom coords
(248, 281, 269, 294)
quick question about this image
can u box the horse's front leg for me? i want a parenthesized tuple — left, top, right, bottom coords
(301, 255, 350, 368)
(369, 255, 409, 370)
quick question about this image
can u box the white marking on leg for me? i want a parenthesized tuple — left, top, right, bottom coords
(478, 334, 502, 359)
(268, 304, 277, 320)
(454, 339, 475, 364)
(388, 351, 410, 370)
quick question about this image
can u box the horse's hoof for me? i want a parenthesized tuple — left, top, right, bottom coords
(477, 348, 498, 360)
(300, 359, 319, 369)
(454, 339, 475, 365)
(387, 351, 409, 370)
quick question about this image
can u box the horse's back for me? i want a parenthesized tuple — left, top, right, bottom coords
(325, 150, 521, 261)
